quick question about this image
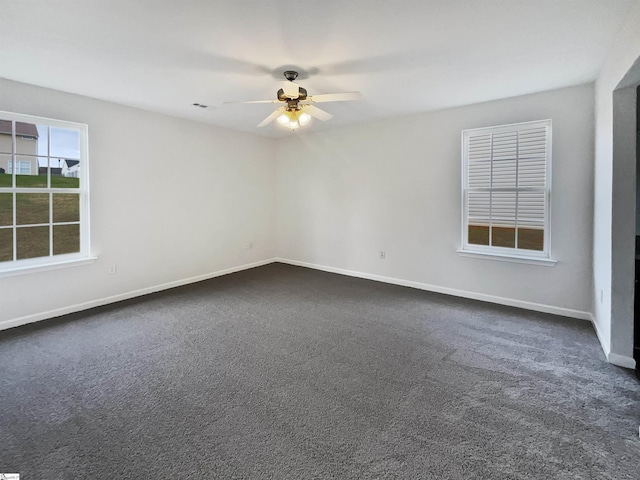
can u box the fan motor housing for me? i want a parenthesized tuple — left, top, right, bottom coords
(277, 87, 307, 102)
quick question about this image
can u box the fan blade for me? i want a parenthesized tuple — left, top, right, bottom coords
(224, 99, 281, 104)
(306, 91, 363, 103)
(257, 107, 285, 127)
(282, 82, 300, 99)
(302, 104, 333, 122)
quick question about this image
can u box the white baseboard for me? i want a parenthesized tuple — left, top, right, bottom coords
(589, 313, 637, 369)
(607, 353, 637, 369)
(590, 313, 611, 356)
(278, 259, 640, 370)
(275, 257, 593, 321)
(0, 258, 277, 332)
(8, 257, 626, 369)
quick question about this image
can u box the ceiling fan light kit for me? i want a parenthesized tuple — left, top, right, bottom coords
(277, 109, 311, 130)
(226, 71, 362, 131)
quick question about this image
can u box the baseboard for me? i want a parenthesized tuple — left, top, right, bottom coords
(589, 313, 637, 369)
(0, 258, 277, 332)
(6, 256, 626, 368)
(607, 352, 636, 370)
(589, 313, 611, 357)
(275, 257, 592, 321)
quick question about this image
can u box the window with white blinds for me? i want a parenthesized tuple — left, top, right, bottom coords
(461, 120, 552, 260)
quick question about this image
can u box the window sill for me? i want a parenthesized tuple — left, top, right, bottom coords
(0, 256, 98, 278)
(457, 249, 557, 266)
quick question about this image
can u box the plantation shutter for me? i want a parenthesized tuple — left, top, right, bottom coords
(463, 120, 550, 255)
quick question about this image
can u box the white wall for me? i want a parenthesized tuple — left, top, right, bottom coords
(0, 78, 277, 328)
(2, 69, 629, 366)
(593, 1, 640, 367)
(277, 84, 595, 317)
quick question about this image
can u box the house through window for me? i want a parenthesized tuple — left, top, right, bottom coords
(461, 119, 552, 262)
(0, 111, 90, 271)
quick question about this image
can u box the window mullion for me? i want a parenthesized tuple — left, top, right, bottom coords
(49, 191, 53, 257)
(514, 130, 519, 249)
(47, 124, 52, 258)
(47, 127, 51, 189)
(11, 120, 16, 188)
(489, 132, 494, 247)
(11, 120, 16, 261)
(12, 192, 17, 261)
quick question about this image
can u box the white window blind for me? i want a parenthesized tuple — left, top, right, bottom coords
(461, 120, 551, 260)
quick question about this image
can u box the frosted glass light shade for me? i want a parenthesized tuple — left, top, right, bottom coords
(298, 112, 311, 126)
(277, 109, 309, 130)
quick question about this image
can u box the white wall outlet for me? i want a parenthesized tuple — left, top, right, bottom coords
(379, 250, 386, 260)
(246, 241, 253, 250)
(108, 264, 117, 275)
(600, 289, 604, 303)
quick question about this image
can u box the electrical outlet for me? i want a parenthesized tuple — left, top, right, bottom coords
(600, 289, 604, 303)
(108, 265, 117, 275)
(379, 250, 386, 260)
(246, 241, 253, 250)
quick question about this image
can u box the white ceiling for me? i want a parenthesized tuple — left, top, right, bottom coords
(0, 0, 635, 137)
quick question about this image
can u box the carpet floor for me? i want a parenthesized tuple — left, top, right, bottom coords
(1, 263, 639, 479)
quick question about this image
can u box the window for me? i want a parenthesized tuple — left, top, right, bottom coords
(8, 161, 32, 175)
(0, 111, 91, 274)
(460, 119, 553, 263)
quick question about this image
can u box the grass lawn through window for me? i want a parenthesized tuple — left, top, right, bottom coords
(0, 174, 80, 261)
(468, 225, 543, 251)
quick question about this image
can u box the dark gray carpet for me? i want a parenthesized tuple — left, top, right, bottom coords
(1, 263, 639, 479)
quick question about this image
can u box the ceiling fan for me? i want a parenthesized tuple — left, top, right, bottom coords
(226, 70, 362, 130)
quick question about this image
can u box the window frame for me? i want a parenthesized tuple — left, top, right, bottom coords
(0, 110, 94, 276)
(459, 119, 556, 265)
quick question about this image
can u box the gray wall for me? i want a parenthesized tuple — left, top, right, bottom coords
(611, 86, 636, 361)
(593, 0, 640, 366)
